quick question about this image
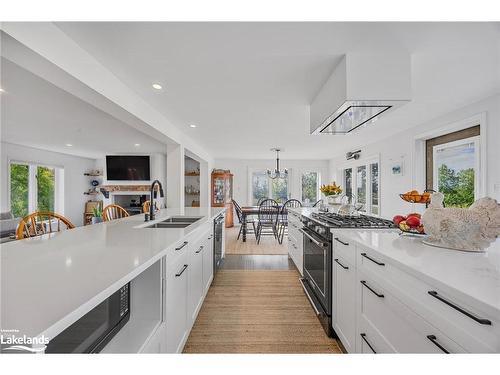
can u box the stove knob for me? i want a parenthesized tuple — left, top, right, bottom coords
(316, 226, 326, 235)
(307, 221, 315, 227)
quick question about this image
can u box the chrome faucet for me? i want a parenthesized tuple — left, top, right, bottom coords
(149, 180, 164, 220)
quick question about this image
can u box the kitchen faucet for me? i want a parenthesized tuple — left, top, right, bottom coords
(149, 180, 164, 220)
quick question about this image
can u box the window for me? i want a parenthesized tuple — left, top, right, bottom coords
(426, 125, 480, 208)
(250, 169, 290, 204)
(301, 172, 320, 205)
(341, 160, 379, 215)
(10, 162, 61, 217)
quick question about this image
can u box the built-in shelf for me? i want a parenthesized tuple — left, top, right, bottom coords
(185, 172, 200, 176)
(84, 173, 103, 177)
(84, 191, 100, 195)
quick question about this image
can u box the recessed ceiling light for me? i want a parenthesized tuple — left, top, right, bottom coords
(134, 143, 141, 147)
(152, 83, 163, 90)
(189, 124, 197, 128)
(65, 143, 73, 147)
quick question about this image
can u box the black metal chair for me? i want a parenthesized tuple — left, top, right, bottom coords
(256, 197, 268, 206)
(256, 198, 279, 244)
(232, 199, 257, 240)
(312, 199, 322, 207)
(278, 199, 302, 244)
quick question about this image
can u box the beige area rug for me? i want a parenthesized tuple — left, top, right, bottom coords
(224, 225, 288, 255)
(183, 270, 341, 353)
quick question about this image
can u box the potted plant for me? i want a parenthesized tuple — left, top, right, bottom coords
(91, 206, 103, 224)
(320, 182, 343, 205)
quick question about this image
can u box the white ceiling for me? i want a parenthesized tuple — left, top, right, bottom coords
(33, 22, 500, 159)
(0, 57, 169, 159)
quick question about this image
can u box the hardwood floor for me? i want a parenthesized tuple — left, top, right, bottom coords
(220, 254, 295, 270)
(183, 267, 341, 354)
(225, 225, 288, 255)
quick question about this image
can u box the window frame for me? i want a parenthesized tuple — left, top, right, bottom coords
(339, 155, 380, 215)
(300, 170, 321, 205)
(9, 160, 63, 216)
(247, 168, 292, 204)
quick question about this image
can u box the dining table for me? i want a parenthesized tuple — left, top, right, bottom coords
(240, 205, 284, 242)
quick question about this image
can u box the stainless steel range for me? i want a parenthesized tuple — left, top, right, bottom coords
(299, 212, 395, 337)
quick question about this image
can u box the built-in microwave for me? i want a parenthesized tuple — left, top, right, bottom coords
(45, 284, 130, 353)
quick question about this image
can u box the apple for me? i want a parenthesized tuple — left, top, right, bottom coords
(406, 216, 421, 228)
(393, 215, 406, 226)
(407, 213, 421, 219)
(399, 221, 410, 231)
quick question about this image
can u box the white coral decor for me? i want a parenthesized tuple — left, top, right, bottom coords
(421, 192, 500, 251)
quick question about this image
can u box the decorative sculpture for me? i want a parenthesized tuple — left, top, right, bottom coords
(421, 192, 500, 252)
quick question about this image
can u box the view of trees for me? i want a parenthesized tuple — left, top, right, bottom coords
(301, 172, 318, 203)
(271, 178, 288, 203)
(438, 164, 475, 207)
(10, 164, 55, 218)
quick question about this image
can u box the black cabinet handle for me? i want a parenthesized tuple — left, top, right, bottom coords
(361, 252, 385, 266)
(196, 245, 204, 253)
(335, 238, 349, 246)
(207, 235, 213, 240)
(175, 264, 188, 277)
(334, 258, 349, 270)
(360, 280, 384, 298)
(426, 335, 449, 354)
(175, 241, 188, 251)
(427, 291, 492, 325)
(360, 333, 376, 353)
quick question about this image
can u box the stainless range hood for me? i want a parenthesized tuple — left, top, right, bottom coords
(310, 54, 411, 135)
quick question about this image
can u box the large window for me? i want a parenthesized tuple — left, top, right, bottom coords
(301, 171, 319, 205)
(250, 170, 290, 204)
(10, 162, 61, 217)
(426, 125, 480, 208)
(342, 160, 379, 215)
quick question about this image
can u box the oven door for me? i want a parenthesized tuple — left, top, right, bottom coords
(301, 228, 331, 313)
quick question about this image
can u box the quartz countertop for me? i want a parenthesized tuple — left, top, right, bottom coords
(0, 207, 225, 340)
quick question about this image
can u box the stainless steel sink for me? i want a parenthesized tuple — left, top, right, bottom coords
(144, 216, 202, 229)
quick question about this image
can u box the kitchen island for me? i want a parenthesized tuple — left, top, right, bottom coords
(0, 207, 225, 353)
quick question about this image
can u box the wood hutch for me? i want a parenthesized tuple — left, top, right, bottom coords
(211, 170, 234, 227)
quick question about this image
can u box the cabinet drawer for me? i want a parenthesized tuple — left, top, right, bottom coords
(333, 234, 356, 266)
(333, 254, 356, 353)
(358, 271, 465, 353)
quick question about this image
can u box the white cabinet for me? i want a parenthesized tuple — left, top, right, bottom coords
(166, 253, 189, 353)
(188, 237, 205, 325)
(332, 254, 356, 353)
(203, 232, 214, 292)
(287, 212, 303, 275)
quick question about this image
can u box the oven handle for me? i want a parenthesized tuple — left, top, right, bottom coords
(299, 228, 328, 247)
(299, 278, 321, 316)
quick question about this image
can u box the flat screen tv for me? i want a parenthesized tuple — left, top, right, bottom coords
(106, 155, 151, 181)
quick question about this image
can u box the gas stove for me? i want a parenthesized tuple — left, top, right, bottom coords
(310, 212, 395, 229)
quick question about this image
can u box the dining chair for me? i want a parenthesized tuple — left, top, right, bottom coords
(256, 198, 279, 244)
(232, 199, 257, 240)
(257, 197, 268, 206)
(278, 199, 302, 244)
(102, 204, 130, 222)
(16, 211, 75, 239)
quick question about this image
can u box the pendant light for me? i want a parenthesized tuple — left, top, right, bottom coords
(267, 148, 288, 179)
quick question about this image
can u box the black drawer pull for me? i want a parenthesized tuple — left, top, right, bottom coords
(175, 241, 188, 251)
(361, 252, 385, 266)
(426, 335, 449, 354)
(360, 280, 384, 298)
(334, 258, 349, 270)
(335, 238, 349, 246)
(175, 264, 188, 277)
(360, 333, 376, 353)
(427, 291, 492, 325)
(196, 245, 204, 253)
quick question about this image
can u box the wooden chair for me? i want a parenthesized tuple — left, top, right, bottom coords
(232, 199, 257, 240)
(102, 204, 130, 222)
(16, 211, 75, 239)
(142, 200, 151, 214)
(256, 199, 279, 244)
(278, 199, 302, 244)
(257, 197, 268, 206)
(83, 200, 103, 226)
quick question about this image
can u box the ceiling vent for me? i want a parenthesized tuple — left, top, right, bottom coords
(310, 54, 411, 135)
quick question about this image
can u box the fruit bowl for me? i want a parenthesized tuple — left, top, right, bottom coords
(399, 227, 427, 236)
(393, 213, 426, 236)
(399, 193, 431, 204)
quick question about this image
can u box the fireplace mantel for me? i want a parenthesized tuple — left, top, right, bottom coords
(100, 185, 157, 198)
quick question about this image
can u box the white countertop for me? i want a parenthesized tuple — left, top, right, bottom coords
(0, 207, 225, 340)
(289, 207, 500, 318)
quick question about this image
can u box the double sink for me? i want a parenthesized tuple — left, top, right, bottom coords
(145, 216, 203, 229)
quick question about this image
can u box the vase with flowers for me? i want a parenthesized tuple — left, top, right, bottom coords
(320, 182, 343, 205)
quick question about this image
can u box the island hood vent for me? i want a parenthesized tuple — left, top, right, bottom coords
(310, 54, 411, 135)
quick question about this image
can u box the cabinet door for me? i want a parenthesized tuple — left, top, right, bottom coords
(166, 257, 189, 353)
(188, 238, 204, 325)
(333, 255, 356, 353)
(203, 232, 214, 291)
(295, 231, 303, 276)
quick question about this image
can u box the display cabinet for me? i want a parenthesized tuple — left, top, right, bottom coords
(211, 170, 233, 227)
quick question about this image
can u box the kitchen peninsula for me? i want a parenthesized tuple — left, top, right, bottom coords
(0, 207, 226, 353)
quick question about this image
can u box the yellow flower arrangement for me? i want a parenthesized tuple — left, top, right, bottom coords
(320, 182, 343, 196)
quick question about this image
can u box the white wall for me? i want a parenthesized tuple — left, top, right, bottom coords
(214, 158, 330, 206)
(328, 94, 500, 219)
(1, 142, 96, 226)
